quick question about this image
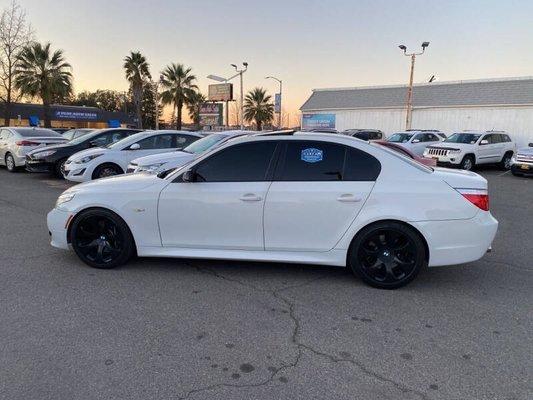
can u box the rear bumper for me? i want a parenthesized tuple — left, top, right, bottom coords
(412, 211, 498, 267)
(47, 208, 72, 250)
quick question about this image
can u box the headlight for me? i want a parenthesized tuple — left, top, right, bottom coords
(55, 192, 76, 208)
(138, 162, 165, 173)
(76, 153, 103, 164)
(448, 149, 462, 154)
(33, 150, 56, 158)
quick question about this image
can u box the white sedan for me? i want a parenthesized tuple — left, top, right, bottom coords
(63, 130, 202, 182)
(48, 132, 498, 289)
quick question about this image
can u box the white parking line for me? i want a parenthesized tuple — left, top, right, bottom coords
(497, 170, 510, 177)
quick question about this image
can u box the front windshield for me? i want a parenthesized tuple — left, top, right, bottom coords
(63, 129, 92, 141)
(68, 129, 105, 145)
(182, 133, 230, 154)
(107, 132, 148, 149)
(444, 133, 481, 144)
(388, 133, 413, 143)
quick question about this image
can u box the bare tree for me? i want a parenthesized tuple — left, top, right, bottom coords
(0, 1, 33, 125)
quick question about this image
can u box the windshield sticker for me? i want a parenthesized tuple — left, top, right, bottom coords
(301, 148, 323, 163)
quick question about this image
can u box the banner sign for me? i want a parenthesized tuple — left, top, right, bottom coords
(54, 110, 98, 120)
(302, 113, 336, 130)
(208, 83, 233, 102)
(200, 103, 223, 126)
(274, 93, 281, 113)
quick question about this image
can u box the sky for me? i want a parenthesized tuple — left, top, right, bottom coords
(10, 0, 533, 125)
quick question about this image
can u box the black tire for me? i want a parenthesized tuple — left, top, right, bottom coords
(5, 153, 18, 172)
(70, 208, 135, 269)
(92, 163, 123, 179)
(498, 152, 513, 170)
(459, 154, 475, 171)
(348, 222, 427, 289)
(54, 158, 67, 178)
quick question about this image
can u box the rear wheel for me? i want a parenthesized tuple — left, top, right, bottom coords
(348, 222, 427, 289)
(5, 153, 17, 172)
(70, 209, 134, 269)
(92, 163, 123, 179)
(459, 155, 475, 171)
(499, 152, 513, 170)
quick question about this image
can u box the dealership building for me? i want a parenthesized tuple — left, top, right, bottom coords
(0, 102, 134, 129)
(300, 76, 533, 146)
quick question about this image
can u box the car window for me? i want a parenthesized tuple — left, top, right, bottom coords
(92, 131, 127, 147)
(277, 141, 345, 181)
(194, 141, 277, 182)
(135, 134, 175, 150)
(426, 133, 439, 141)
(413, 134, 424, 142)
(483, 134, 497, 144)
(372, 132, 383, 140)
(175, 134, 198, 148)
(388, 133, 413, 143)
(344, 147, 382, 181)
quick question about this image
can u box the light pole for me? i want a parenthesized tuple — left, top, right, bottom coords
(398, 41, 429, 130)
(265, 76, 282, 129)
(231, 62, 248, 130)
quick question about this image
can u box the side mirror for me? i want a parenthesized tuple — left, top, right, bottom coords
(480, 139, 489, 145)
(182, 169, 196, 182)
(129, 143, 141, 150)
(412, 139, 420, 143)
(529, 143, 533, 147)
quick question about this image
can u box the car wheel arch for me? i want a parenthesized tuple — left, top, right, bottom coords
(91, 162, 124, 179)
(66, 207, 137, 255)
(345, 219, 430, 266)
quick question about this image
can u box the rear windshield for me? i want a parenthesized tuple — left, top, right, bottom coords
(181, 133, 233, 154)
(68, 129, 106, 145)
(388, 133, 413, 143)
(445, 133, 481, 144)
(14, 128, 62, 137)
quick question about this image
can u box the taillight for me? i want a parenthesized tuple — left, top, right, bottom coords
(457, 188, 489, 211)
(16, 140, 39, 146)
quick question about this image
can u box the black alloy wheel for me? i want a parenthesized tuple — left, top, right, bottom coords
(93, 164, 122, 179)
(55, 158, 67, 178)
(71, 209, 134, 269)
(349, 222, 426, 289)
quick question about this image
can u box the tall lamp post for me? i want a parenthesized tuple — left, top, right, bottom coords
(231, 62, 248, 130)
(398, 41, 429, 130)
(265, 76, 282, 129)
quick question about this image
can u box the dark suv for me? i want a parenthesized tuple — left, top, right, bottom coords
(26, 128, 141, 177)
(342, 129, 383, 141)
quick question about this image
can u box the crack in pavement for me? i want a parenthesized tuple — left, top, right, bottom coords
(179, 263, 430, 400)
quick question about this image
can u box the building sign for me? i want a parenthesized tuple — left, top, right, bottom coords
(54, 110, 98, 120)
(200, 103, 223, 126)
(208, 83, 233, 102)
(274, 93, 281, 113)
(302, 113, 336, 129)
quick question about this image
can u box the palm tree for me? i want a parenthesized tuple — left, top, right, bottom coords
(123, 51, 151, 129)
(14, 42, 72, 127)
(243, 87, 274, 131)
(187, 91, 206, 130)
(160, 63, 197, 130)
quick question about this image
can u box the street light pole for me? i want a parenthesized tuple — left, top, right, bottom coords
(265, 76, 282, 129)
(398, 41, 429, 130)
(231, 62, 248, 130)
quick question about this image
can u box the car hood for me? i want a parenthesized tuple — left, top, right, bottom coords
(132, 150, 194, 166)
(517, 147, 533, 156)
(427, 143, 472, 151)
(68, 147, 109, 161)
(28, 142, 72, 155)
(432, 167, 487, 190)
(67, 172, 163, 194)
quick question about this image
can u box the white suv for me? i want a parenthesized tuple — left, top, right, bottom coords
(424, 131, 516, 171)
(386, 130, 445, 156)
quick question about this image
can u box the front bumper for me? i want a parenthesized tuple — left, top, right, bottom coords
(47, 208, 72, 250)
(25, 156, 55, 173)
(511, 162, 533, 175)
(412, 211, 498, 267)
(63, 162, 91, 182)
(423, 153, 462, 167)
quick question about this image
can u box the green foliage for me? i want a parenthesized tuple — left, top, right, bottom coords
(14, 41, 72, 127)
(186, 91, 206, 129)
(160, 63, 197, 130)
(123, 51, 151, 128)
(243, 87, 274, 131)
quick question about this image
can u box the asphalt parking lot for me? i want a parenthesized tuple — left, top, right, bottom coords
(0, 168, 531, 400)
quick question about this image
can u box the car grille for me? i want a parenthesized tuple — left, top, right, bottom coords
(427, 148, 449, 156)
(516, 155, 533, 163)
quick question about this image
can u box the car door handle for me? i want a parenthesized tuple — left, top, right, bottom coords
(337, 194, 362, 202)
(240, 193, 262, 202)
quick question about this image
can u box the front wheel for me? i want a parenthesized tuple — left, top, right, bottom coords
(499, 152, 513, 170)
(92, 163, 123, 179)
(70, 209, 134, 269)
(348, 222, 427, 289)
(5, 153, 18, 172)
(459, 155, 475, 171)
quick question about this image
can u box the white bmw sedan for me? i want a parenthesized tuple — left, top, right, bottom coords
(63, 130, 202, 182)
(48, 132, 498, 289)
